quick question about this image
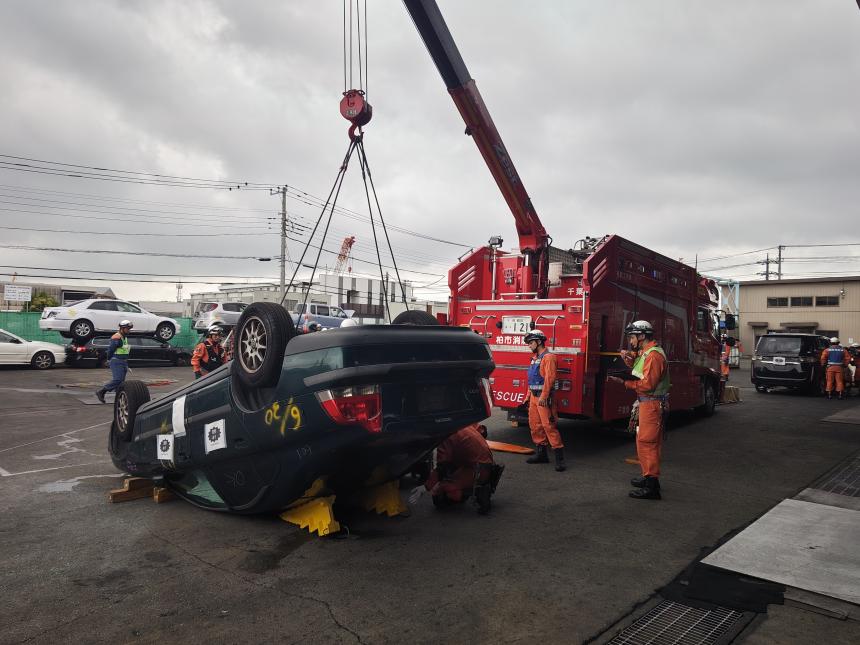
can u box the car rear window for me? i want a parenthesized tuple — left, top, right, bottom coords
(756, 336, 802, 355)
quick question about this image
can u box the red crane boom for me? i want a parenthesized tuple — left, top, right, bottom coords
(403, 0, 550, 293)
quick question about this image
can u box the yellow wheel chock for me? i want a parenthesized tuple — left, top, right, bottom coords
(280, 495, 340, 537)
(353, 480, 408, 517)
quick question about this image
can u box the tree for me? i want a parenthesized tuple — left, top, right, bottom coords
(29, 292, 59, 312)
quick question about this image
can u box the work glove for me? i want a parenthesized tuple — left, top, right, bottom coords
(408, 486, 426, 505)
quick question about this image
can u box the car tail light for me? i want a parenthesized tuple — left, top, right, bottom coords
(480, 377, 493, 415)
(75, 346, 86, 353)
(317, 385, 382, 433)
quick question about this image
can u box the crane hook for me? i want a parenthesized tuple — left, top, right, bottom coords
(340, 89, 372, 141)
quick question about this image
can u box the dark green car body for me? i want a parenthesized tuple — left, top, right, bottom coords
(111, 325, 495, 513)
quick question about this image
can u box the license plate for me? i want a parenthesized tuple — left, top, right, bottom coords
(773, 356, 785, 365)
(417, 384, 450, 414)
(502, 316, 531, 335)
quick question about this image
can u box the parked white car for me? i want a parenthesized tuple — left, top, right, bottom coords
(192, 301, 248, 333)
(0, 328, 65, 369)
(39, 299, 180, 342)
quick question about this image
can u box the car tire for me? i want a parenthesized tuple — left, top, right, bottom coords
(71, 319, 94, 342)
(234, 302, 295, 388)
(755, 384, 769, 393)
(697, 380, 717, 417)
(155, 322, 175, 342)
(31, 351, 55, 370)
(391, 310, 439, 326)
(114, 380, 151, 442)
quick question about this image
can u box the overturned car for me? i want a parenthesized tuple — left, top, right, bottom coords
(108, 304, 494, 514)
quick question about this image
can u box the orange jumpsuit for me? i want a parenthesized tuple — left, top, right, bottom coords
(425, 423, 494, 502)
(191, 339, 226, 376)
(623, 342, 669, 478)
(820, 345, 850, 394)
(527, 351, 564, 450)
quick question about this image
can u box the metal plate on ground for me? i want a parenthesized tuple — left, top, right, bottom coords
(702, 498, 860, 605)
(821, 405, 860, 425)
(607, 600, 748, 645)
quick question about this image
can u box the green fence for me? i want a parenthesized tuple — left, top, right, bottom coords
(0, 312, 199, 349)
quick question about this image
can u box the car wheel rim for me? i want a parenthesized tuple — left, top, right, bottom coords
(158, 326, 171, 339)
(75, 322, 91, 336)
(35, 354, 51, 368)
(239, 316, 267, 374)
(117, 392, 129, 430)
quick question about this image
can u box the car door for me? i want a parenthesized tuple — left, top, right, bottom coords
(329, 306, 348, 327)
(116, 301, 153, 332)
(86, 300, 118, 331)
(0, 330, 27, 364)
(140, 337, 173, 364)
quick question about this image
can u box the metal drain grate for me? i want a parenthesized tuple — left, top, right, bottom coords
(811, 457, 860, 498)
(607, 600, 746, 645)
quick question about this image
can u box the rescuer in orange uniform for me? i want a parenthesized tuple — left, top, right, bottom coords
(608, 320, 670, 500)
(191, 325, 226, 379)
(820, 337, 850, 400)
(412, 423, 503, 514)
(523, 329, 566, 472)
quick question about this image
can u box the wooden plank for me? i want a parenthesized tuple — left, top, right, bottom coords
(152, 487, 176, 504)
(108, 477, 154, 503)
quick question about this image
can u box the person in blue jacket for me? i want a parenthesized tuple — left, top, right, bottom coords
(95, 320, 133, 403)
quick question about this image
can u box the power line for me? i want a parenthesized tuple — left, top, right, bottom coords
(0, 244, 273, 261)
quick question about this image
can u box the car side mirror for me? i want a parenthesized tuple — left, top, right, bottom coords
(724, 314, 736, 330)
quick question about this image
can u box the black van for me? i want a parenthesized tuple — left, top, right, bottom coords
(751, 333, 830, 394)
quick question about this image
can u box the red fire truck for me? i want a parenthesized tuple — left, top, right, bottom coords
(404, 0, 725, 422)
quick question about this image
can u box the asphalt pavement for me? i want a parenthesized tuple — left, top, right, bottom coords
(1, 363, 859, 644)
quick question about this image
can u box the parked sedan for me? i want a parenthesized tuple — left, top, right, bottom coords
(65, 336, 191, 368)
(39, 299, 180, 342)
(109, 304, 493, 515)
(0, 328, 65, 369)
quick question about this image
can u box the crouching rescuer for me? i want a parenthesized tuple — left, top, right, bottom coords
(608, 320, 670, 500)
(192, 325, 226, 379)
(410, 424, 504, 514)
(523, 329, 566, 472)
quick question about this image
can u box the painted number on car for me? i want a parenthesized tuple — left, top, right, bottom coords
(265, 398, 302, 435)
(502, 316, 531, 335)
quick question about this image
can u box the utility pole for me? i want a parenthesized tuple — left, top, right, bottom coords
(280, 187, 287, 299)
(270, 186, 288, 299)
(777, 244, 784, 280)
(757, 254, 778, 281)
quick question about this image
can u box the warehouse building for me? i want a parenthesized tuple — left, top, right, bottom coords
(733, 276, 860, 353)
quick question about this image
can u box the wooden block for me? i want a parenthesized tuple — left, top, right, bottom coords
(152, 487, 176, 503)
(108, 477, 154, 503)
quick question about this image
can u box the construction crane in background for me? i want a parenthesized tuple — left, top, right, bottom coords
(334, 235, 356, 274)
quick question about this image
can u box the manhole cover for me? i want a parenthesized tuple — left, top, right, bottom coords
(811, 457, 860, 498)
(607, 600, 746, 645)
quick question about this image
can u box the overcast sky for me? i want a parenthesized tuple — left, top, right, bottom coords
(1, 0, 858, 303)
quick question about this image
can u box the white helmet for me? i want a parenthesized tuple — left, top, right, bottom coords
(830, 337, 840, 344)
(625, 320, 653, 336)
(119, 320, 133, 329)
(207, 325, 223, 336)
(340, 318, 359, 328)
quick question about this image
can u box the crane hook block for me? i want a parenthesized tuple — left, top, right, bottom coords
(340, 89, 373, 132)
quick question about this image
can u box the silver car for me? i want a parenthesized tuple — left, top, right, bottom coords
(193, 302, 248, 333)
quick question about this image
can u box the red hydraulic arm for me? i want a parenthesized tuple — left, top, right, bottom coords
(403, 0, 551, 274)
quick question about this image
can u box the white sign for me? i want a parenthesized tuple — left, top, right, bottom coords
(156, 433, 174, 461)
(4, 285, 32, 302)
(204, 419, 227, 454)
(171, 395, 187, 437)
(501, 316, 531, 335)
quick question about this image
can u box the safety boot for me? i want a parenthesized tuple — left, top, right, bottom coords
(554, 448, 566, 472)
(526, 444, 549, 464)
(95, 389, 106, 404)
(629, 476, 661, 500)
(630, 475, 647, 488)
